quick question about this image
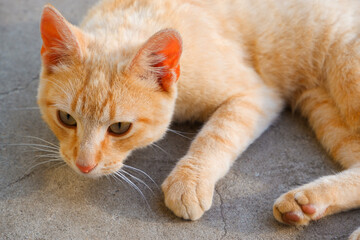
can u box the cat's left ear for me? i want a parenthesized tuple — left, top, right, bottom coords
(129, 29, 183, 92)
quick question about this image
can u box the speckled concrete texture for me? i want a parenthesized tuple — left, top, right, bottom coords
(1, 1, 359, 239)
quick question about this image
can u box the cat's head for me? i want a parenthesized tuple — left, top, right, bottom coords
(37, 5, 182, 177)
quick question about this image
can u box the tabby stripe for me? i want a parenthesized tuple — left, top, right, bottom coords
(297, 88, 360, 168)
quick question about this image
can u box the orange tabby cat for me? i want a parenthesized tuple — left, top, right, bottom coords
(38, 0, 360, 238)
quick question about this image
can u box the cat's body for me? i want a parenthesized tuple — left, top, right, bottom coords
(81, 0, 360, 122)
(38, 0, 360, 238)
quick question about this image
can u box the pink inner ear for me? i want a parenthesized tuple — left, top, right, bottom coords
(40, 5, 76, 69)
(152, 36, 182, 91)
(130, 29, 182, 91)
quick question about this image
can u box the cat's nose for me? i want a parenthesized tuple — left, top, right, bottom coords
(76, 162, 97, 173)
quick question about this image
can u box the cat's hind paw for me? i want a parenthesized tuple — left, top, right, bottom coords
(162, 170, 214, 220)
(273, 188, 329, 226)
(349, 227, 360, 240)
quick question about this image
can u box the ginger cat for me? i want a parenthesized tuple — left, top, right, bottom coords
(38, 0, 360, 238)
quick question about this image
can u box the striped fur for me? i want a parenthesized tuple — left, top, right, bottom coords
(37, 0, 360, 237)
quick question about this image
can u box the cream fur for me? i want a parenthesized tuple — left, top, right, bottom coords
(38, 0, 360, 238)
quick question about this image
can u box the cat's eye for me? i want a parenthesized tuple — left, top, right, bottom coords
(58, 110, 77, 127)
(108, 122, 132, 136)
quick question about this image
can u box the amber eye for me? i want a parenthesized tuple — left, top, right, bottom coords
(58, 110, 77, 127)
(108, 122, 131, 136)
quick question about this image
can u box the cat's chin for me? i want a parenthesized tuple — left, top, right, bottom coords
(75, 169, 117, 179)
(77, 171, 107, 179)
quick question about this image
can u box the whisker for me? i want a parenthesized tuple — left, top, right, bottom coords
(111, 173, 129, 189)
(114, 172, 150, 208)
(30, 147, 60, 154)
(167, 129, 192, 140)
(3, 143, 59, 151)
(122, 164, 158, 189)
(148, 145, 158, 154)
(22, 148, 60, 154)
(34, 153, 60, 157)
(105, 175, 110, 181)
(120, 169, 155, 195)
(24, 136, 59, 148)
(26, 159, 63, 174)
(101, 163, 122, 171)
(56, 163, 68, 169)
(168, 128, 196, 135)
(151, 143, 169, 156)
(47, 162, 67, 171)
(9, 145, 60, 155)
(34, 154, 61, 160)
(7, 107, 40, 111)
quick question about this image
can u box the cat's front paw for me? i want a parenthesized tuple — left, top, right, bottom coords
(273, 187, 330, 226)
(162, 168, 214, 220)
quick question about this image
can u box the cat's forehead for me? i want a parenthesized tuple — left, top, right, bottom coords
(47, 47, 152, 123)
(63, 64, 131, 122)
(85, 37, 136, 68)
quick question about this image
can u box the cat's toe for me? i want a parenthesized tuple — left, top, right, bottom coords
(282, 212, 301, 223)
(273, 189, 325, 226)
(162, 171, 214, 221)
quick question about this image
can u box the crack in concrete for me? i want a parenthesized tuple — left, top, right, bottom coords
(0, 75, 39, 99)
(0, 172, 33, 192)
(216, 187, 228, 240)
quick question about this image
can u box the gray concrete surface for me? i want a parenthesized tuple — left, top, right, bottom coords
(1, 0, 359, 239)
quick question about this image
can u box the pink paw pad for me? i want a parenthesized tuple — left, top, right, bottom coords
(282, 212, 300, 224)
(301, 204, 316, 215)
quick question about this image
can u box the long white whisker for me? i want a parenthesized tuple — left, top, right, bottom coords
(8, 107, 40, 111)
(55, 163, 67, 169)
(151, 143, 169, 156)
(3, 143, 59, 151)
(30, 147, 60, 154)
(122, 164, 158, 188)
(167, 129, 192, 140)
(47, 162, 67, 170)
(120, 169, 155, 195)
(34, 153, 60, 158)
(115, 172, 150, 208)
(22, 148, 60, 154)
(34, 154, 61, 160)
(168, 128, 195, 135)
(111, 174, 127, 188)
(105, 175, 110, 181)
(24, 136, 59, 148)
(101, 163, 122, 171)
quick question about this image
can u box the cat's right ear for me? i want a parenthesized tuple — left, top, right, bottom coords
(40, 4, 84, 72)
(129, 29, 183, 92)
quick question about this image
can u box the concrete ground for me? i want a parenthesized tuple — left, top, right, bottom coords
(1, 0, 359, 239)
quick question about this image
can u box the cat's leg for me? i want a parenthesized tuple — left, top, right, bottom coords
(162, 84, 284, 220)
(273, 87, 360, 226)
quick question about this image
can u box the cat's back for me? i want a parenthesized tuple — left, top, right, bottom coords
(81, 0, 360, 81)
(214, 0, 360, 88)
(78, 0, 360, 120)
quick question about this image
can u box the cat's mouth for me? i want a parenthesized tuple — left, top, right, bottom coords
(75, 162, 124, 178)
(72, 164, 122, 178)
(60, 151, 124, 178)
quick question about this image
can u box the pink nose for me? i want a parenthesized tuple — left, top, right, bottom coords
(76, 162, 97, 173)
